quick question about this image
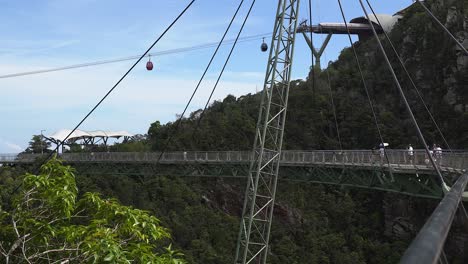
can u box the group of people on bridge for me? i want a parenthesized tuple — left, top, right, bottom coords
(405, 143, 443, 165)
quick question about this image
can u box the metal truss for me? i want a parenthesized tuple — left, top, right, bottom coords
(280, 166, 449, 199)
(235, 1, 300, 263)
(20, 159, 455, 201)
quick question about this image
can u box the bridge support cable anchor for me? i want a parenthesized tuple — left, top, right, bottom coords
(357, 0, 444, 185)
(234, 0, 301, 263)
(400, 172, 468, 264)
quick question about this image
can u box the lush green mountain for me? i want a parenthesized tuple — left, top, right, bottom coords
(143, 0, 467, 152)
(109, 1, 467, 263)
(2, 0, 467, 263)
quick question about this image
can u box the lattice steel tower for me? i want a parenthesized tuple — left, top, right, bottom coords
(235, 0, 301, 263)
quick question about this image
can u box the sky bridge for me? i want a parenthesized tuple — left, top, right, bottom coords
(1, 0, 466, 262)
(2, 149, 467, 201)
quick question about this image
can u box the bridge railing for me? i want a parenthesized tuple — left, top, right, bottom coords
(1, 150, 467, 170)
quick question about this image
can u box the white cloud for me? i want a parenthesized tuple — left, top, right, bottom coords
(0, 57, 260, 150)
(0, 138, 24, 153)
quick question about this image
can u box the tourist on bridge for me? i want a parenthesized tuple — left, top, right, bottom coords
(379, 143, 388, 163)
(431, 144, 438, 161)
(407, 144, 414, 164)
(435, 145, 443, 165)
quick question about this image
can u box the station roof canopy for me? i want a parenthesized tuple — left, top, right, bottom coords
(47, 129, 134, 143)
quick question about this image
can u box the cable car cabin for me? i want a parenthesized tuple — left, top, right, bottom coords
(146, 61, 153, 71)
(261, 37, 268, 52)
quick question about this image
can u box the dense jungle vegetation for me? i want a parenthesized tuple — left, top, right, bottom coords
(1, 0, 467, 263)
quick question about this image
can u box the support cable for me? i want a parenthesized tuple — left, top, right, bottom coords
(416, 0, 468, 56)
(308, 0, 316, 100)
(400, 172, 468, 264)
(10, 0, 196, 194)
(365, 0, 452, 152)
(325, 62, 343, 150)
(357, 0, 444, 183)
(153, 0, 247, 164)
(39, 0, 195, 168)
(336, 0, 390, 167)
(367, 0, 468, 228)
(196, 0, 257, 126)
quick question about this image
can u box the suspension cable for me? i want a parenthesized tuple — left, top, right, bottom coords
(11, 0, 196, 193)
(43, 0, 196, 164)
(196, 0, 257, 126)
(336, 0, 389, 166)
(365, 0, 452, 152)
(154, 0, 247, 164)
(0, 33, 271, 79)
(308, 0, 316, 101)
(357, 0, 444, 183)
(325, 62, 343, 150)
(416, 0, 468, 56)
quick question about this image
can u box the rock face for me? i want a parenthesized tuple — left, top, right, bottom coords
(383, 194, 468, 262)
(393, 0, 468, 114)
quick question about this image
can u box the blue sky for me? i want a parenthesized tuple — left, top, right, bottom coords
(0, 0, 411, 153)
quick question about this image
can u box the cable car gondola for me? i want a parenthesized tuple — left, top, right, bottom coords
(260, 38, 268, 52)
(146, 55, 154, 71)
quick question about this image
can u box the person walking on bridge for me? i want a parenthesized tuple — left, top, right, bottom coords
(407, 144, 414, 164)
(379, 144, 385, 164)
(435, 145, 442, 165)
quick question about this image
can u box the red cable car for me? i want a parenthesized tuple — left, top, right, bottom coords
(146, 55, 153, 71)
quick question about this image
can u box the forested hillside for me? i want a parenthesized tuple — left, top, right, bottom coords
(2, 0, 467, 263)
(109, 1, 468, 263)
(141, 0, 467, 152)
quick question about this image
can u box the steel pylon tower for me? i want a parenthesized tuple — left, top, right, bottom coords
(234, 0, 300, 263)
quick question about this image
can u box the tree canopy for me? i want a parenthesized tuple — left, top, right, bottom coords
(0, 158, 185, 263)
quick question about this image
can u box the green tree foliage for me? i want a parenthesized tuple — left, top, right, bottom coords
(0, 158, 184, 263)
(24, 135, 51, 154)
(141, 0, 467, 151)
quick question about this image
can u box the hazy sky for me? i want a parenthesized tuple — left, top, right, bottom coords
(0, 0, 412, 153)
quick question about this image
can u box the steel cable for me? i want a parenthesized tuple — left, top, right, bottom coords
(416, 0, 468, 56)
(10, 0, 196, 195)
(325, 63, 343, 150)
(357, 0, 444, 183)
(196, 0, 257, 126)
(308, 0, 316, 102)
(0, 33, 271, 79)
(365, 0, 453, 153)
(152, 0, 248, 165)
(336, 0, 391, 167)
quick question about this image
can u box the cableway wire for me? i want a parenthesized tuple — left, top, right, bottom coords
(0, 33, 271, 79)
(10, 0, 196, 195)
(357, 0, 444, 183)
(416, 0, 468, 56)
(151, 0, 248, 169)
(365, 0, 452, 152)
(336, 0, 391, 168)
(196, 0, 256, 127)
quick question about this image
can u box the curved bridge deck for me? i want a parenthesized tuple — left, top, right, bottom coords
(1, 150, 466, 175)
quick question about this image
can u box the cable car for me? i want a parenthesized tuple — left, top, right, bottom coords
(261, 38, 268, 52)
(146, 55, 153, 71)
